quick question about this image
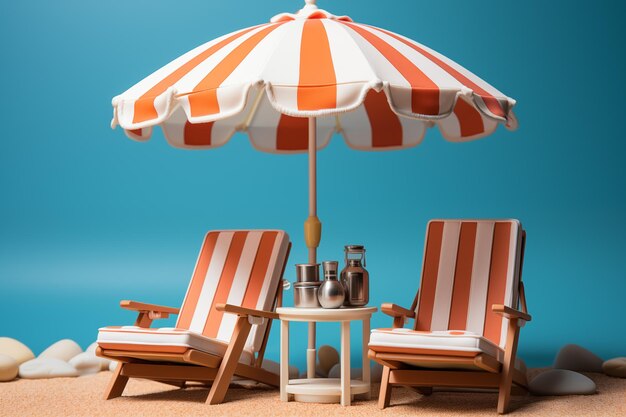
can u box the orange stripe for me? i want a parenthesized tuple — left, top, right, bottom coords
(177, 232, 220, 329)
(363, 90, 403, 148)
(241, 232, 279, 309)
(453, 98, 485, 138)
(342, 22, 440, 116)
(98, 343, 188, 354)
(298, 19, 337, 110)
(184, 121, 214, 146)
(483, 223, 512, 345)
(369, 345, 480, 357)
(203, 231, 248, 338)
(448, 222, 477, 330)
(132, 25, 263, 124)
(365, 24, 506, 119)
(415, 222, 444, 331)
(188, 24, 284, 117)
(276, 114, 309, 151)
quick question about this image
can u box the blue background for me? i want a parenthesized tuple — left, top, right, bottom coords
(1, 0, 625, 369)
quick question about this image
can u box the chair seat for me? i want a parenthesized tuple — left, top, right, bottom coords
(97, 326, 255, 365)
(369, 328, 503, 361)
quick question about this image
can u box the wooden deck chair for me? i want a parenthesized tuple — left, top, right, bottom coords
(369, 220, 531, 414)
(96, 230, 291, 405)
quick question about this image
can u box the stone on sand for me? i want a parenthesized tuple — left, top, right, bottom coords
(19, 358, 78, 379)
(317, 345, 339, 377)
(39, 339, 82, 362)
(69, 352, 110, 375)
(0, 354, 19, 382)
(602, 357, 626, 378)
(84, 342, 111, 371)
(261, 358, 299, 380)
(554, 344, 603, 373)
(529, 369, 596, 396)
(0, 337, 35, 365)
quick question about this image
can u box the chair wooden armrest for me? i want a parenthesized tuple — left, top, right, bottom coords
(492, 304, 531, 322)
(120, 300, 180, 315)
(381, 303, 415, 328)
(215, 303, 279, 320)
(120, 300, 180, 328)
(381, 303, 415, 318)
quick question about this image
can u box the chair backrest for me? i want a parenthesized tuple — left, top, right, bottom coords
(414, 220, 524, 349)
(176, 230, 290, 353)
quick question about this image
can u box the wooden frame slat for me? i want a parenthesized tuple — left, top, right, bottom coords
(389, 370, 500, 388)
(122, 363, 218, 381)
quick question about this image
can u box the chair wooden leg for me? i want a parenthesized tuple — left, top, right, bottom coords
(104, 363, 129, 400)
(498, 322, 521, 414)
(207, 316, 252, 405)
(378, 366, 393, 409)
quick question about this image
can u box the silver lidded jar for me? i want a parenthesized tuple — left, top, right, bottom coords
(318, 261, 345, 309)
(341, 245, 369, 307)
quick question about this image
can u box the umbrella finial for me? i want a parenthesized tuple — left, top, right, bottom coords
(304, 0, 318, 9)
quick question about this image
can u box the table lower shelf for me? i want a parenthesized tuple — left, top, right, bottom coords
(284, 378, 370, 403)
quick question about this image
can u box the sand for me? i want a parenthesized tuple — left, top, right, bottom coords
(1, 369, 624, 417)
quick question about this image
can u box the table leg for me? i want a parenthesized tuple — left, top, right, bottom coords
(307, 322, 316, 379)
(280, 320, 289, 402)
(362, 317, 371, 399)
(340, 320, 351, 406)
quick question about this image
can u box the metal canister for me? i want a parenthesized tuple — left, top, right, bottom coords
(340, 245, 369, 307)
(318, 261, 345, 309)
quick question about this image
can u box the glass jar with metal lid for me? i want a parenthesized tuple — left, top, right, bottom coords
(340, 245, 369, 307)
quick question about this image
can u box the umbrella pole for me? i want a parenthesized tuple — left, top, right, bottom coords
(305, 116, 320, 378)
(305, 116, 321, 263)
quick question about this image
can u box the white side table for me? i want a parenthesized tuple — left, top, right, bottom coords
(277, 306, 377, 406)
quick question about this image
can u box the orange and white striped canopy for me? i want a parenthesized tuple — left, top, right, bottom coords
(111, 1, 518, 153)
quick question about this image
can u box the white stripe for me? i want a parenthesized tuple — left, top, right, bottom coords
(189, 232, 234, 333)
(466, 222, 495, 335)
(175, 233, 213, 329)
(262, 20, 304, 86)
(247, 97, 283, 150)
(430, 221, 461, 330)
(338, 104, 373, 149)
(438, 111, 462, 140)
(261, 20, 304, 112)
(216, 232, 263, 342)
(224, 23, 292, 87)
(398, 115, 427, 147)
(248, 232, 287, 352)
(324, 20, 376, 84)
(498, 222, 521, 348)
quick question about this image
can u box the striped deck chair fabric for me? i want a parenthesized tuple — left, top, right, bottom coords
(369, 220, 524, 362)
(98, 230, 290, 364)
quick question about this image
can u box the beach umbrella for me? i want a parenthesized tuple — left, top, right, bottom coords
(111, 0, 518, 265)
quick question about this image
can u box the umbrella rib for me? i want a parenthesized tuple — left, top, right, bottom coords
(239, 88, 266, 131)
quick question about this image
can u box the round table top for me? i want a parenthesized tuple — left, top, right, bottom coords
(276, 306, 377, 322)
